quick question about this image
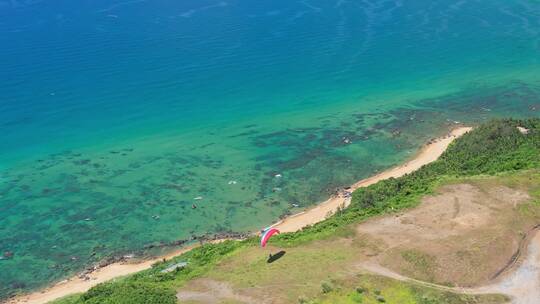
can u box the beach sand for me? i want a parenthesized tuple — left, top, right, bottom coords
(6, 126, 471, 304)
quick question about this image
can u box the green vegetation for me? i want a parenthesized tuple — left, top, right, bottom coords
(308, 274, 508, 304)
(49, 282, 177, 304)
(50, 118, 539, 304)
(49, 295, 83, 304)
(321, 281, 335, 294)
(80, 282, 176, 304)
(203, 236, 358, 301)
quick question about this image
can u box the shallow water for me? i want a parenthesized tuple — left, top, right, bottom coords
(0, 0, 539, 298)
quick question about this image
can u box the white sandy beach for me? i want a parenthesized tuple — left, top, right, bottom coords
(6, 126, 471, 304)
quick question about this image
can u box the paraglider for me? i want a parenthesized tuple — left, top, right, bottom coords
(260, 227, 285, 263)
(260, 227, 280, 247)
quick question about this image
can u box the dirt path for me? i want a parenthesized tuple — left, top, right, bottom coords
(357, 262, 465, 293)
(470, 231, 540, 304)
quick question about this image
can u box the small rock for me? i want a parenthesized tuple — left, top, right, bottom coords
(517, 126, 529, 135)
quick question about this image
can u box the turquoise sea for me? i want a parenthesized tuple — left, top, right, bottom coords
(0, 0, 539, 299)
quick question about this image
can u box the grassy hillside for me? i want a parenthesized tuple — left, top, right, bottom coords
(298, 274, 508, 304)
(49, 118, 539, 304)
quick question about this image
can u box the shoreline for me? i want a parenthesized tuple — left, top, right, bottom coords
(6, 126, 472, 304)
(273, 126, 472, 232)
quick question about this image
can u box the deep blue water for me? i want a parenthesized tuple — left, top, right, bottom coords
(0, 0, 539, 298)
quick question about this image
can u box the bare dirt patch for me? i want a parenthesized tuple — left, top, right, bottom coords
(356, 182, 535, 287)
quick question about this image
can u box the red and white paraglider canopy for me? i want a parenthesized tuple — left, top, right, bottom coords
(260, 227, 280, 247)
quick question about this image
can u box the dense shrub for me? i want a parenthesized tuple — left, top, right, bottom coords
(433, 118, 540, 174)
(321, 281, 334, 294)
(80, 282, 176, 304)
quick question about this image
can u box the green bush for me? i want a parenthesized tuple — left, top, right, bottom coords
(435, 118, 540, 175)
(80, 282, 176, 304)
(321, 281, 334, 294)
